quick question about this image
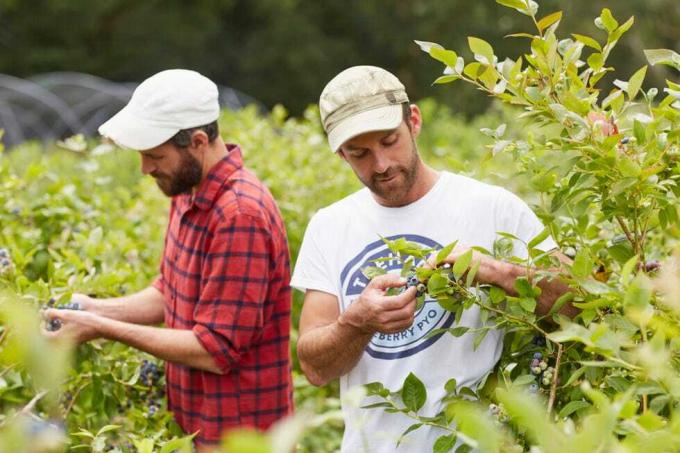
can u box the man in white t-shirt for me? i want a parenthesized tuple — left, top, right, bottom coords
(291, 65, 576, 452)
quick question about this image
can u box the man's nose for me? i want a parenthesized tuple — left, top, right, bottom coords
(140, 156, 155, 175)
(373, 150, 391, 174)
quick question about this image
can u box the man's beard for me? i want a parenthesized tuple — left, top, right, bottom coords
(152, 152, 203, 197)
(359, 139, 419, 206)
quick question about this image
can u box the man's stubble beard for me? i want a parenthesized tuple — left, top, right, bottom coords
(361, 139, 420, 206)
(153, 151, 203, 197)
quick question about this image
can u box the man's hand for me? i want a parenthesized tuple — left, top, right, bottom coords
(41, 308, 102, 344)
(338, 273, 418, 334)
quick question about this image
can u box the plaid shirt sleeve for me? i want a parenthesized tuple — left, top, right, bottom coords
(192, 212, 272, 373)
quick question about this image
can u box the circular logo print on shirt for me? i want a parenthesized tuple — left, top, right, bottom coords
(340, 234, 455, 360)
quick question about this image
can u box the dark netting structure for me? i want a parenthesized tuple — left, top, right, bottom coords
(0, 72, 261, 149)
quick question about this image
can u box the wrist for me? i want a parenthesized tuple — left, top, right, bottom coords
(337, 308, 374, 336)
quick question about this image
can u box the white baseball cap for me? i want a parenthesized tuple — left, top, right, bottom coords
(319, 65, 409, 152)
(98, 69, 219, 150)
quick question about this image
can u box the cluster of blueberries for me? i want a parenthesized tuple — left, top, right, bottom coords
(530, 352, 556, 389)
(488, 403, 508, 423)
(139, 359, 161, 387)
(405, 274, 427, 297)
(0, 248, 12, 274)
(45, 300, 82, 332)
(139, 359, 163, 417)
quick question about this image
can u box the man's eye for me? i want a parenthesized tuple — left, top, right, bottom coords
(349, 150, 366, 158)
(383, 135, 398, 146)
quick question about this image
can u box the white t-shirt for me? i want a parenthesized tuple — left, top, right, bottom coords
(291, 171, 556, 453)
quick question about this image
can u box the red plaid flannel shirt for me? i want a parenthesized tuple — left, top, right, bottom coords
(153, 144, 293, 445)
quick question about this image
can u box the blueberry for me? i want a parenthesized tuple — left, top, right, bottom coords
(620, 137, 630, 144)
(0, 248, 8, 258)
(416, 283, 426, 297)
(529, 383, 538, 394)
(406, 275, 419, 288)
(530, 359, 540, 368)
(532, 335, 546, 346)
(533, 352, 542, 360)
(47, 318, 62, 332)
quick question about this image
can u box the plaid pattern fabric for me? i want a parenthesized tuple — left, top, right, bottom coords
(153, 144, 293, 445)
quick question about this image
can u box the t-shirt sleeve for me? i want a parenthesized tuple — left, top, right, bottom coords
(191, 213, 273, 373)
(290, 211, 338, 297)
(496, 189, 557, 259)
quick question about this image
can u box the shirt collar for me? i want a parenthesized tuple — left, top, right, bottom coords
(176, 144, 243, 213)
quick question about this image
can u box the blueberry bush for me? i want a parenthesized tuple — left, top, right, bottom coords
(356, 2, 680, 452)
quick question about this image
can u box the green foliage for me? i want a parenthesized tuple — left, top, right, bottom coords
(360, 1, 680, 451)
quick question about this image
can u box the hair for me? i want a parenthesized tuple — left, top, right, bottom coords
(401, 102, 412, 130)
(169, 120, 219, 148)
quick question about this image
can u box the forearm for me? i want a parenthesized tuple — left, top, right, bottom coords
(487, 260, 577, 318)
(298, 320, 373, 386)
(95, 317, 222, 374)
(87, 286, 165, 325)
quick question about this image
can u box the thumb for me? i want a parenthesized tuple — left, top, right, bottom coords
(368, 273, 407, 291)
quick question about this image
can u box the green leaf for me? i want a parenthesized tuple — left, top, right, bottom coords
(527, 227, 550, 250)
(587, 53, 603, 71)
(537, 11, 562, 33)
(495, 0, 527, 11)
(489, 286, 506, 304)
(633, 119, 646, 144)
(513, 374, 537, 386)
(644, 48, 680, 71)
(519, 297, 537, 312)
(463, 62, 483, 79)
(558, 400, 591, 418)
(600, 8, 618, 32)
(572, 34, 602, 51)
(95, 425, 121, 436)
(414, 40, 444, 53)
(448, 327, 470, 337)
(452, 249, 473, 280)
(468, 37, 494, 64)
(548, 291, 574, 315)
(402, 372, 427, 413)
(433, 434, 457, 453)
(362, 265, 387, 279)
(433, 75, 460, 85)
(514, 277, 533, 297)
(430, 47, 459, 68)
(571, 250, 593, 278)
(397, 423, 423, 446)
(626, 66, 647, 100)
(436, 241, 458, 266)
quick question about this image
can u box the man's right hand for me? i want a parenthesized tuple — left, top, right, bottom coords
(338, 273, 417, 335)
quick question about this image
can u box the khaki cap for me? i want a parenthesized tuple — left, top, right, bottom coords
(319, 66, 409, 152)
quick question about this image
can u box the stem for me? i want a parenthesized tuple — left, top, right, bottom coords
(19, 390, 48, 416)
(547, 343, 563, 415)
(616, 216, 636, 250)
(64, 381, 91, 417)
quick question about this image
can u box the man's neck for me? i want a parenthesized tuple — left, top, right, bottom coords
(192, 139, 228, 195)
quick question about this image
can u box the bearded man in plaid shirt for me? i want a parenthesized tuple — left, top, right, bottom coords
(42, 69, 293, 447)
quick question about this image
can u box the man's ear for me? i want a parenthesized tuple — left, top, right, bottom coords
(189, 129, 210, 150)
(409, 104, 422, 138)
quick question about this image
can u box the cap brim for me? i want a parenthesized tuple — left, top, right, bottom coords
(98, 106, 179, 151)
(327, 104, 403, 152)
